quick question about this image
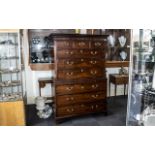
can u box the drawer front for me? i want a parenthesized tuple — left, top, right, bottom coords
(56, 40, 90, 49)
(56, 80, 106, 95)
(56, 49, 105, 59)
(56, 91, 106, 106)
(72, 41, 90, 49)
(91, 41, 106, 48)
(57, 58, 105, 69)
(56, 102, 107, 116)
(115, 77, 129, 84)
(57, 68, 104, 80)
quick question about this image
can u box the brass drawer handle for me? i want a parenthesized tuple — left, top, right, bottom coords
(91, 105, 94, 110)
(96, 105, 98, 108)
(91, 94, 99, 98)
(91, 51, 98, 55)
(81, 85, 85, 89)
(66, 51, 73, 55)
(66, 108, 70, 112)
(90, 70, 97, 75)
(79, 42, 86, 46)
(95, 42, 102, 46)
(81, 104, 84, 107)
(80, 50, 84, 54)
(81, 58, 84, 62)
(64, 42, 69, 46)
(66, 97, 74, 101)
(81, 69, 84, 72)
(66, 87, 73, 91)
(90, 60, 97, 64)
(66, 61, 74, 65)
(92, 84, 98, 88)
(66, 72, 73, 76)
(66, 108, 74, 112)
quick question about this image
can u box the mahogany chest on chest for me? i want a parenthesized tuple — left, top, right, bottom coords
(53, 34, 108, 121)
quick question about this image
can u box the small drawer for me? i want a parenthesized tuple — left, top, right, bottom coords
(57, 58, 105, 69)
(56, 80, 107, 95)
(56, 91, 106, 106)
(57, 67, 105, 80)
(72, 41, 90, 49)
(56, 41, 71, 49)
(115, 76, 129, 84)
(91, 41, 106, 48)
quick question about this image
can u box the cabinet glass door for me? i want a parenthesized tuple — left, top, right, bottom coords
(127, 29, 155, 125)
(0, 32, 22, 102)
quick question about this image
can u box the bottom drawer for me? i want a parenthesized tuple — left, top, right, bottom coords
(56, 102, 107, 117)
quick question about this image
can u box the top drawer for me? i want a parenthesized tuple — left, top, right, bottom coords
(56, 40, 90, 49)
(55, 40, 107, 49)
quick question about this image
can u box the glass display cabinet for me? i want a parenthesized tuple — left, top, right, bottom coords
(105, 29, 130, 68)
(0, 30, 25, 126)
(127, 29, 155, 126)
(28, 29, 75, 70)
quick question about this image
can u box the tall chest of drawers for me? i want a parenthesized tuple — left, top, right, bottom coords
(53, 34, 108, 122)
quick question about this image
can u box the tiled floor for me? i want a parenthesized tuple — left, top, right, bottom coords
(26, 95, 128, 126)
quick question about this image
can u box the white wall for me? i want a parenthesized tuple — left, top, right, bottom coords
(23, 30, 54, 104)
(22, 30, 128, 104)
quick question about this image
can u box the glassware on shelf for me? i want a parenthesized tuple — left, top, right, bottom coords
(127, 29, 155, 126)
(0, 31, 23, 102)
(29, 30, 55, 64)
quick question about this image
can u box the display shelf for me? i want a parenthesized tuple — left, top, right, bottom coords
(29, 63, 54, 71)
(0, 68, 20, 74)
(105, 60, 129, 67)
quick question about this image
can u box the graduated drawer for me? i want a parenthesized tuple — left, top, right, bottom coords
(57, 67, 105, 80)
(56, 49, 105, 59)
(56, 91, 106, 106)
(56, 102, 107, 116)
(56, 80, 106, 95)
(57, 58, 105, 69)
(56, 40, 90, 49)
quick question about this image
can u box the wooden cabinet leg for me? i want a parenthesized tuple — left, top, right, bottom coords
(115, 85, 117, 96)
(109, 82, 111, 96)
(124, 84, 126, 96)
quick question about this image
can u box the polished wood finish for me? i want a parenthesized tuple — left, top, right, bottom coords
(56, 101, 107, 117)
(56, 49, 105, 59)
(0, 101, 25, 126)
(57, 67, 105, 80)
(57, 58, 105, 69)
(53, 34, 108, 121)
(56, 91, 106, 106)
(56, 80, 106, 95)
(109, 74, 129, 96)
